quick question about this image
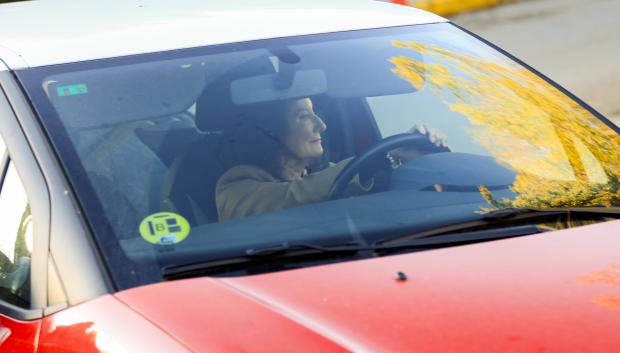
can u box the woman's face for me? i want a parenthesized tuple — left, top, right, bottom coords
(283, 98, 327, 162)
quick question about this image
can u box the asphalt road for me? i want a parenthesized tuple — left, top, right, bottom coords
(452, 0, 620, 125)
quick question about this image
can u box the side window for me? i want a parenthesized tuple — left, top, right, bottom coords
(0, 154, 32, 308)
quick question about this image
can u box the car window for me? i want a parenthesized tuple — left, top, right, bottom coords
(0, 159, 32, 308)
(15, 23, 620, 289)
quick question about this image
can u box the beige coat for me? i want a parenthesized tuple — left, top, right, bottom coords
(216, 158, 370, 221)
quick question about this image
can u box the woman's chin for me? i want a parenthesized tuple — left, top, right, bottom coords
(302, 145, 323, 159)
(312, 148, 324, 158)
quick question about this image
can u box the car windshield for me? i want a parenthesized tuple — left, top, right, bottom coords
(17, 23, 620, 289)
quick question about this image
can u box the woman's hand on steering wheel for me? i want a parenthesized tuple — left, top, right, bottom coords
(327, 126, 451, 200)
(388, 124, 451, 162)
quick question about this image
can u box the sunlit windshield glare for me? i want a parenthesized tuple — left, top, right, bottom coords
(17, 23, 620, 288)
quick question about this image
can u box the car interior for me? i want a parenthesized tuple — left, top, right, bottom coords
(129, 53, 391, 226)
(39, 36, 525, 267)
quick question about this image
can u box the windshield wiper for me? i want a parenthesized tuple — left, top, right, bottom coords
(376, 206, 620, 245)
(162, 241, 366, 279)
(162, 207, 620, 279)
(244, 242, 364, 257)
(484, 206, 620, 220)
(163, 207, 620, 279)
(162, 223, 552, 279)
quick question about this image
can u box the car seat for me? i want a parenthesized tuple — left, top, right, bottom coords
(158, 56, 277, 224)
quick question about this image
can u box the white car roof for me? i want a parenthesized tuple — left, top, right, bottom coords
(0, 0, 445, 70)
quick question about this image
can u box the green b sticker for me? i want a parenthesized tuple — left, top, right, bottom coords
(139, 212, 190, 245)
(57, 84, 88, 97)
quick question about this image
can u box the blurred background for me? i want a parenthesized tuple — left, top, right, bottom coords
(383, 0, 620, 126)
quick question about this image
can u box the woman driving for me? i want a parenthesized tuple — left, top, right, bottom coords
(215, 97, 447, 221)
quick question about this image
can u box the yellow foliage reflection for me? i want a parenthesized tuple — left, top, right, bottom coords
(578, 265, 620, 310)
(390, 40, 620, 209)
(593, 295, 620, 310)
(578, 265, 620, 286)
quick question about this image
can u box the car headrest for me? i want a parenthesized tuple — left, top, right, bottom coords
(134, 113, 200, 167)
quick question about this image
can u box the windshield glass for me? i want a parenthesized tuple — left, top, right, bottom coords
(17, 23, 620, 289)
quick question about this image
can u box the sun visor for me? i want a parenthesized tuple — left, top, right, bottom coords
(230, 69, 327, 105)
(45, 59, 205, 129)
(291, 38, 421, 98)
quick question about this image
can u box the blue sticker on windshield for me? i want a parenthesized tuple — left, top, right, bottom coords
(57, 84, 88, 97)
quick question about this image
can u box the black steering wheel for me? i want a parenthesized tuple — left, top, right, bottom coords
(327, 133, 430, 200)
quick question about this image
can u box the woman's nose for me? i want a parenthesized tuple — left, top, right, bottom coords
(313, 114, 327, 133)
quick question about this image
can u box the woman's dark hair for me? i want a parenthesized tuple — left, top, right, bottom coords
(228, 99, 294, 179)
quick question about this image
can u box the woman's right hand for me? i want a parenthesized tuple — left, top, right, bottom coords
(388, 124, 451, 162)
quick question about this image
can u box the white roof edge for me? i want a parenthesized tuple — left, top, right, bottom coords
(0, 0, 447, 69)
(0, 45, 28, 71)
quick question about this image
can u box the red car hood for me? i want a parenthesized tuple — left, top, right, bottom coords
(116, 220, 620, 353)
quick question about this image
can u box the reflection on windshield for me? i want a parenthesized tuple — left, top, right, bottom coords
(16, 23, 620, 289)
(390, 40, 620, 210)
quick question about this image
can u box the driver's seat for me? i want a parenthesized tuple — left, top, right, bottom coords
(159, 89, 240, 225)
(160, 131, 234, 224)
(160, 56, 276, 224)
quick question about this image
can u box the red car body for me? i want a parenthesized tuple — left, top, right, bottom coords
(4, 219, 615, 352)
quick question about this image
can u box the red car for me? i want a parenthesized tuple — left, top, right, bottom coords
(1, 0, 620, 352)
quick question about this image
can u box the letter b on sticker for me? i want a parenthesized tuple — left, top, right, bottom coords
(139, 212, 190, 245)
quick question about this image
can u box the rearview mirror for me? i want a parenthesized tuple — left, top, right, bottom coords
(230, 69, 327, 105)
